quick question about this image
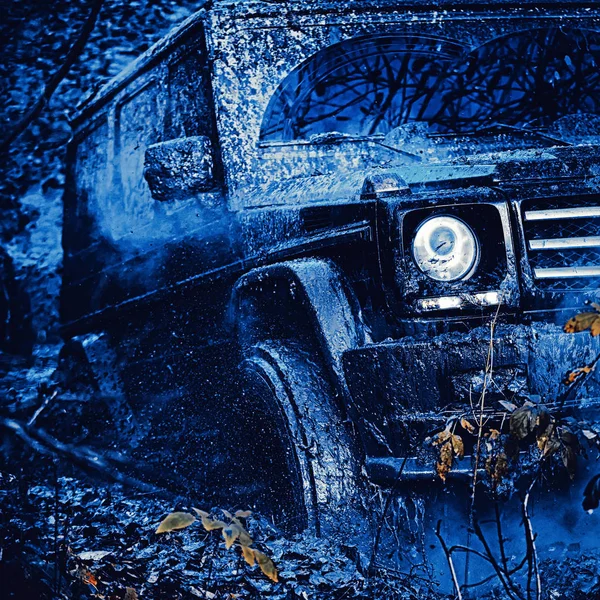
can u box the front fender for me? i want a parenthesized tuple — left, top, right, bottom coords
(230, 258, 366, 412)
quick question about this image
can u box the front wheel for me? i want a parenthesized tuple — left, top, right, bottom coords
(232, 342, 366, 537)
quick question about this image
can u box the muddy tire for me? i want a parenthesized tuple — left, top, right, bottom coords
(232, 341, 365, 537)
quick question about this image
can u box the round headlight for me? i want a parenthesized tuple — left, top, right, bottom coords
(412, 215, 479, 281)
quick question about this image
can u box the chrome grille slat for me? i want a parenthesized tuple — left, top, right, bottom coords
(525, 206, 600, 221)
(534, 266, 600, 279)
(522, 197, 600, 289)
(529, 236, 600, 250)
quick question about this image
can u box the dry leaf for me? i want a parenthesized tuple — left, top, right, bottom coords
(564, 365, 594, 385)
(78, 550, 111, 561)
(155, 512, 196, 534)
(241, 545, 255, 566)
(201, 516, 227, 531)
(223, 524, 241, 549)
(461, 418, 475, 434)
(433, 429, 463, 481)
(582, 429, 598, 440)
(498, 400, 518, 413)
(234, 510, 252, 518)
(192, 508, 209, 518)
(235, 523, 253, 547)
(254, 549, 278, 582)
(564, 310, 600, 336)
(487, 428, 501, 441)
(124, 588, 138, 600)
(222, 509, 233, 520)
(80, 569, 98, 588)
(485, 453, 509, 485)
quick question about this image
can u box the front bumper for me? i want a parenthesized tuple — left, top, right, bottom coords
(343, 322, 600, 463)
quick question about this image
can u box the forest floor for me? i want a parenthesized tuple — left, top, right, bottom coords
(0, 348, 436, 600)
(2, 350, 600, 600)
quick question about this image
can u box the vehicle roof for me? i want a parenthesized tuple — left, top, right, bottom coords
(72, 0, 600, 126)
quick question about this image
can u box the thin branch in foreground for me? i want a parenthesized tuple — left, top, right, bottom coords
(368, 455, 408, 576)
(435, 520, 463, 600)
(0, 0, 105, 153)
(472, 519, 525, 600)
(522, 476, 542, 600)
(1, 417, 157, 493)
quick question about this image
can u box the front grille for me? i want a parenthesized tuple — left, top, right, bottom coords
(522, 196, 600, 291)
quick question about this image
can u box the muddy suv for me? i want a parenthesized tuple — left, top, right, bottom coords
(62, 0, 600, 541)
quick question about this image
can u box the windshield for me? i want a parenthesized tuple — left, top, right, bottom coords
(260, 27, 600, 145)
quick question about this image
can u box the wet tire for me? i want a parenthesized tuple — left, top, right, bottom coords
(232, 342, 365, 536)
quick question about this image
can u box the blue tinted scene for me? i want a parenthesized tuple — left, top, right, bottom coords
(2, 2, 600, 598)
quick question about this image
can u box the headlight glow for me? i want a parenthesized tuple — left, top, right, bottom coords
(411, 215, 479, 282)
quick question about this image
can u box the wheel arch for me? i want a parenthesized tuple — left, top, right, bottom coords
(229, 258, 367, 413)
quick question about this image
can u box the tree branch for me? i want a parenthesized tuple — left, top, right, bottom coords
(436, 520, 464, 600)
(1, 0, 105, 153)
(1, 417, 157, 492)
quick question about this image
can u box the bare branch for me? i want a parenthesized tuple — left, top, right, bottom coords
(473, 520, 525, 600)
(522, 476, 542, 600)
(0, 0, 105, 153)
(1, 417, 157, 492)
(368, 455, 408, 575)
(435, 520, 463, 600)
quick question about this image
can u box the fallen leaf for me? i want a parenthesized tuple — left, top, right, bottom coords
(234, 510, 252, 518)
(254, 549, 278, 582)
(582, 429, 598, 440)
(222, 509, 233, 520)
(78, 550, 111, 561)
(223, 524, 241, 549)
(155, 512, 196, 534)
(241, 545, 255, 566)
(200, 516, 227, 531)
(498, 400, 518, 413)
(564, 311, 600, 336)
(124, 588, 138, 600)
(192, 508, 209, 518)
(461, 418, 476, 434)
(190, 587, 216, 599)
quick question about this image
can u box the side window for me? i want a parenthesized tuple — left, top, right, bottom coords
(261, 28, 600, 141)
(260, 34, 466, 141)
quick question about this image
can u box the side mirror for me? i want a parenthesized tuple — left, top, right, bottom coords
(144, 136, 214, 202)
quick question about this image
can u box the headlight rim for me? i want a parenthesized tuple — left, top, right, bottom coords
(411, 214, 480, 282)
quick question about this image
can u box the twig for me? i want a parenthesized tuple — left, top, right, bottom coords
(465, 302, 502, 587)
(368, 455, 408, 576)
(556, 348, 600, 412)
(471, 303, 502, 502)
(495, 500, 509, 573)
(522, 475, 542, 600)
(473, 520, 525, 600)
(435, 520, 463, 600)
(53, 459, 60, 596)
(28, 390, 58, 426)
(1, 417, 157, 492)
(0, 0, 105, 152)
